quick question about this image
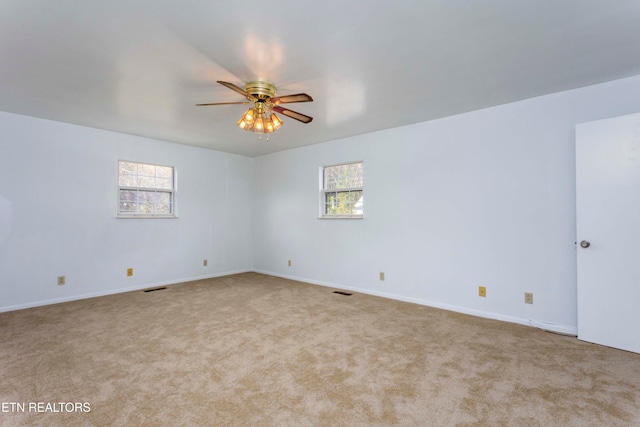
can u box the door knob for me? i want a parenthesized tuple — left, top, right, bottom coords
(580, 240, 590, 248)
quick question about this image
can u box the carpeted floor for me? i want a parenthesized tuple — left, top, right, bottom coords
(1, 272, 639, 426)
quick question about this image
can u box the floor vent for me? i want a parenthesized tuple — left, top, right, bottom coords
(333, 291, 352, 296)
(144, 287, 167, 293)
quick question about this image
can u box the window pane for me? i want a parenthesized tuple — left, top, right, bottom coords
(118, 161, 175, 217)
(120, 190, 137, 202)
(140, 204, 152, 214)
(156, 177, 172, 190)
(324, 163, 363, 190)
(324, 191, 337, 215)
(347, 190, 363, 204)
(344, 190, 363, 214)
(350, 163, 363, 187)
(321, 162, 364, 216)
(324, 190, 363, 215)
(138, 176, 155, 188)
(118, 162, 174, 189)
(119, 161, 137, 175)
(119, 174, 137, 186)
(138, 163, 155, 177)
(138, 190, 154, 203)
(155, 192, 172, 214)
(325, 165, 346, 190)
(354, 195, 364, 215)
(156, 166, 172, 179)
(119, 188, 137, 213)
(119, 202, 137, 213)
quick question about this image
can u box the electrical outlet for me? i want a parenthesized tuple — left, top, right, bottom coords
(203, 259, 208, 267)
(380, 272, 385, 281)
(288, 260, 292, 267)
(525, 292, 533, 304)
(57, 276, 65, 286)
(479, 286, 486, 297)
(127, 268, 133, 277)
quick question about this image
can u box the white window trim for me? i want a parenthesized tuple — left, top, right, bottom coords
(319, 161, 364, 219)
(117, 160, 178, 219)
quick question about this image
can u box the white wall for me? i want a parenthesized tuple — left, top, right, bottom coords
(0, 112, 253, 311)
(253, 75, 640, 335)
(4, 75, 640, 329)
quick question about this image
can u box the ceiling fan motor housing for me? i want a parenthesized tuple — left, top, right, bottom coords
(245, 81, 276, 100)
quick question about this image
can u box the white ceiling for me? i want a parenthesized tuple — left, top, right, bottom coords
(2, 1, 640, 157)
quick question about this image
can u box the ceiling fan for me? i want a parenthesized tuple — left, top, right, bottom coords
(197, 81, 313, 138)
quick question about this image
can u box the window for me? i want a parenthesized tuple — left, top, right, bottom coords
(321, 161, 363, 218)
(118, 161, 175, 217)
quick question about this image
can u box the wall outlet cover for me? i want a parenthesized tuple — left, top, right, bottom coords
(525, 292, 533, 304)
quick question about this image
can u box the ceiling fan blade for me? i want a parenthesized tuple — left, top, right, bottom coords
(196, 101, 250, 106)
(270, 93, 313, 104)
(217, 81, 257, 101)
(272, 105, 313, 123)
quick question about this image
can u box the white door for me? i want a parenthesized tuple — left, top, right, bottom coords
(576, 112, 640, 354)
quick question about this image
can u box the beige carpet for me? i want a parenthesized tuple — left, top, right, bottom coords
(1, 272, 639, 426)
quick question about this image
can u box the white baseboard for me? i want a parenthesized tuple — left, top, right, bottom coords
(253, 269, 578, 337)
(1, 268, 580, 337)
(0, 269, 252, 313)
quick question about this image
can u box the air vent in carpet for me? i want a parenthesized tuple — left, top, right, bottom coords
(143, 287, 167, 293)
(333, 291, 352, 296)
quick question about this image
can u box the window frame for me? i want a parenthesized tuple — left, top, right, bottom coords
(117, 160, 177, 219)
(319, 161, 364, 219)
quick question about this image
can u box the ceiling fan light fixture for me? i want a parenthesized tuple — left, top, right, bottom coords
(238, 108, 258, 130)
(236, 117, 249, 130)
(270, 113, 283, 129)
(243, 108, 255, 124)
(254, 115, 265, 133)
(264, 118, 274, 133)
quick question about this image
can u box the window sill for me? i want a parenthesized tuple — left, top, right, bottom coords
(116, 215, 179, 219)
(318, 215, 363, 220)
